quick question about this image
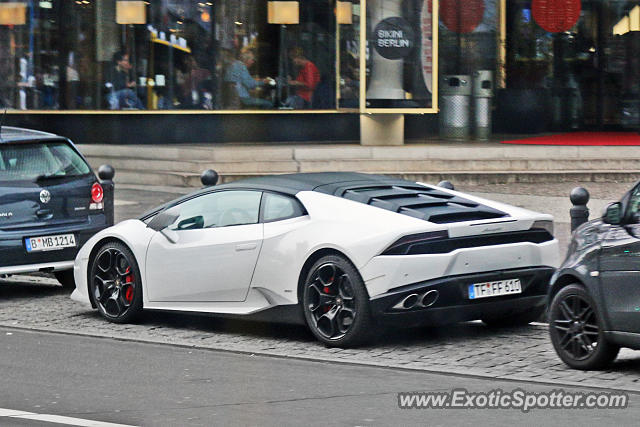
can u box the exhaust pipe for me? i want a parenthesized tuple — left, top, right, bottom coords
(420, 290, 439, 307)
(402, 293, 419, 309)
(393, 293, 419, 310)
(392, 290, 439, 311)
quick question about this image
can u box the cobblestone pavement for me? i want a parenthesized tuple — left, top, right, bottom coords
(3, 276, 640, 393)
(3, 182, 640, 393)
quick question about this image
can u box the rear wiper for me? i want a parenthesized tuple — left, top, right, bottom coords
(34, 173, 67, 182)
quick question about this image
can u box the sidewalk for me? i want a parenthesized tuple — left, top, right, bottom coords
(79, 140, 640, 187)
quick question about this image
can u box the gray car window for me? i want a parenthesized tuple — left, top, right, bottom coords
(0, 141, 90, 182)
(262, 193, 305, 222)
(168, 190, 262, 230)
(629, 187, 640, 217)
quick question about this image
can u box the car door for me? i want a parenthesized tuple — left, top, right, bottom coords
(250, 192, 310, 293)
(145, 190, 263, 302)
(599, 184, 640, 332)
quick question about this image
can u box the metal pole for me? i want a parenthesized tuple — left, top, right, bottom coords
(570, 187, 590, 232)
(98, 165, 116, 227)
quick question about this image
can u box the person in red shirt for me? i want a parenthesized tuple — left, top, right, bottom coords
(287, 47, 320, 108)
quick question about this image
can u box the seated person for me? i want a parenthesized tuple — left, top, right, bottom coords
(107, 51, 144, 109)
(286, 47, 320, 109)
(223, 50, 272, 109)
(180, 56, 211, 109)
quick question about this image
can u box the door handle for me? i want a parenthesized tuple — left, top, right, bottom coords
(235, 243, 257, 251)
(36, 209, 53, 219)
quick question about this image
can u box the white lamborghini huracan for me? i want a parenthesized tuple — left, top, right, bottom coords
(71, 172, 559, 346)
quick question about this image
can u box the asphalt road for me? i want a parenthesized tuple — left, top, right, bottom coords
(1, 327, 638, 427)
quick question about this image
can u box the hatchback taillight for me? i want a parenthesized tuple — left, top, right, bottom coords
(90, 182, 104, 210)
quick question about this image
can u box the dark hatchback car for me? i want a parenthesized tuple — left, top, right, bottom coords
(0, 127, 113, 288)
(549, 181, 640, 370)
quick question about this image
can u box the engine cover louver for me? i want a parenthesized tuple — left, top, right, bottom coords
(322, 183, 509, 224)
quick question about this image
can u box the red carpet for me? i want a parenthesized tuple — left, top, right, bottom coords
(501, 132, 640, 146)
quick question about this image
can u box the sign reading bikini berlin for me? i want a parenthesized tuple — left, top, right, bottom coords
(373, 17, 415, 60)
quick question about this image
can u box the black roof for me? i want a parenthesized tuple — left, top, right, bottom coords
(142, 172, 509, 224)
(0, 127, 60, 143)
(213, 172, 401, 194)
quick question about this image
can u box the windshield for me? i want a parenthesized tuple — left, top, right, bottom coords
(0, 141, 91, 182)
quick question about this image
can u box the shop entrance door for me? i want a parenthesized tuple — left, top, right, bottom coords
(506, 0, 640, 131)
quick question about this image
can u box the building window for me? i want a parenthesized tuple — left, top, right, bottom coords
(364, 0, 436, 110)
(0, 0, 445, 114)
(0, 0, 339, 111)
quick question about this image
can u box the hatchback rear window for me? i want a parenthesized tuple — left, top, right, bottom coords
(0, 141, 91, 182)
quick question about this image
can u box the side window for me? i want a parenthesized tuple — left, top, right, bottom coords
(628, 186, 640, 222)
(262, 193, 306, 223)
(169, 190, 262, 230)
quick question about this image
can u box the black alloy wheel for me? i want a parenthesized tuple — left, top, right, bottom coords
(302, 255, 373, 347)
(549, 284, 619, 370)
(90, 241, 142, 323)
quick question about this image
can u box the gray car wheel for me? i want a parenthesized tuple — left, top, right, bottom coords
(302, 255, 373, 347)
(549, 284, 619, 370)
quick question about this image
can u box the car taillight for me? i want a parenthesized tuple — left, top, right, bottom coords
(381, 230, 449, 255)
(531, 220, 554, 236)
(90, 182, 104, 210)
(91, 182, 104, 203)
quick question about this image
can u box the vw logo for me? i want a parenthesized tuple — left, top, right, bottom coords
(39, 189, 51, 204)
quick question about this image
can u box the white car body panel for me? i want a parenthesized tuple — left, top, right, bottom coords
(72, 180, 560, 318)
(145, 223, 263, 302)
(360, 240, 559, 298)
(71, 219, 155, 306)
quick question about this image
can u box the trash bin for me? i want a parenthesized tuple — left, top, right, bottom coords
(472, 70, 493, 141)
(439, 75, 471, 141)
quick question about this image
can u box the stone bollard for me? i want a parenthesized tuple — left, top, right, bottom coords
(98, 164, 115, 226)
(570, 187, 590, 231)
(437, 180, 455, 190)
(201, 169, 219, 187)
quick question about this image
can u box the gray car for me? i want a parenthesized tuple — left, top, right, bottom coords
(0, 127, 113, 288)
(549, 181, 640, 369)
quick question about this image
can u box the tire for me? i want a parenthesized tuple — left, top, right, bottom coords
(548, 284, 619, 370)
(302, 255, 373, 347)
(89, 241, 143, 324)
(54, 270, 76, 290)
(482, 305, 546, 327)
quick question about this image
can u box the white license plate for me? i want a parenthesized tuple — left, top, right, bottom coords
(468, 278, 522, 299)
(25, 234, 76, 252)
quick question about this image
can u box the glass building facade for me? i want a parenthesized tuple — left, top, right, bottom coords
(0, 0, 638, 143)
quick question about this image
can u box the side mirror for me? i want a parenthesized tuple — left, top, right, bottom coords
(177, 215, 204, 230)
(147, 206, 180, 231)
(603, 202, 622, 225)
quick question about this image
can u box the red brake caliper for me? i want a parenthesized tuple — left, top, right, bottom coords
(125, 274, 134, 302)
